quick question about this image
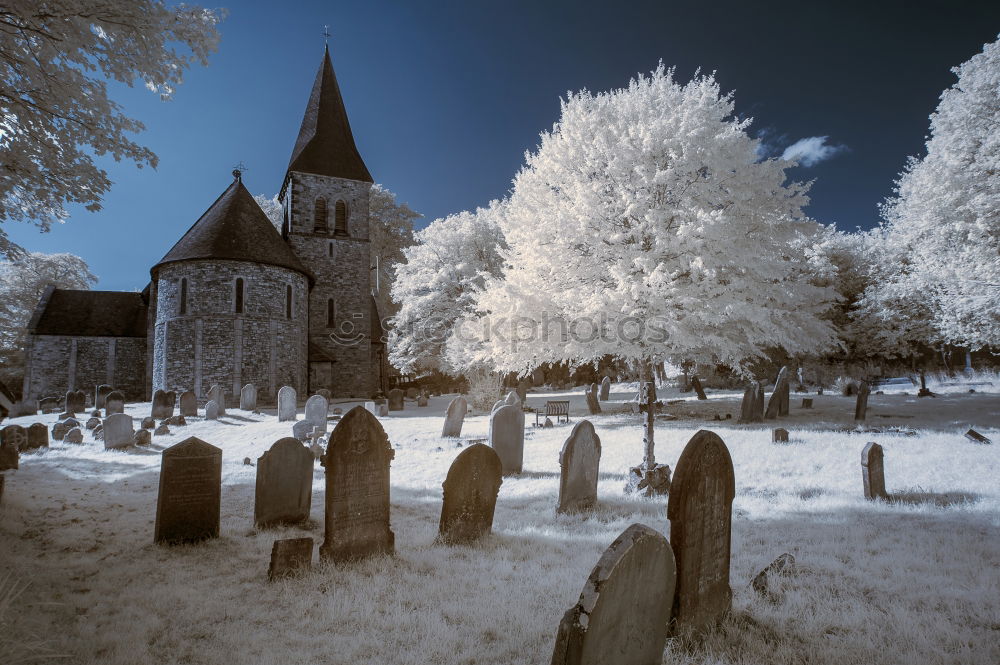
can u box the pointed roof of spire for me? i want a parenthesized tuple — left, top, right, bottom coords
(152, 175, 312, 283)
(286, 46, 373, 183)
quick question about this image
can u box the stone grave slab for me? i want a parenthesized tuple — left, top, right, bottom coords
(26, 423, 49, 451)
(278, 386, 297, 422)
(64, 389, 87, 414)
(104, 391, 125, 415)
(240, 383, 257, 411)
(772, 428, 789, 443)
(103, 413, 134, 449)
(862, 442, 888, 500)
(490, 404, 525, 476)
(151, 389, 175, 419)
(179, 390, 198, 417)
(254, 437, 314, 528)
(304, 395, 329, 434)
(205, 400, 220, 420)
(965, 429, 992, 444)
(558, 420, 601, 513)
(268, 537, 314, 581)
(388, 389, 404, 411)
(438, 443, 503, 544)
(154, 437, 222, 544)
(442, 396, 468, 438)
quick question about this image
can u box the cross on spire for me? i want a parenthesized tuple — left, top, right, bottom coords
(323, 24, 331, 44)
(232, 161, 248, 181)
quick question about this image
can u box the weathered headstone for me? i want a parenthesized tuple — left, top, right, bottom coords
(416, 394, 429, 407)
(154, 423, 170, 436)
(505, 391, 520, 406)
(316, 388, 331, 400)
(438, 443, 503, 543)
(405, 387, 418, 399)
(205, 400, 220, 420)
(166, 415, 186, 426)
(207, 384, 224, 411)
(0, 439, 19, 470)
(134, 429, 151, 446)
(86, 417, 100, 430)
(551, 523, 676, 665)
(738, 383, 757, 423)
(154, 437, 222, 544)
(691, 376, 707, 401)
(598, 376, 611, 401)
(1, 425, 27, 451)
(320, 407, 395, 562)
(765, 367, 789, 419)
(141, 416, 155, 430)
(442, 396, 468, 438)
(151, 390, 175, 419)
(64, 427, 84, 444)
(291, 420, 312, 441)
(254, 437, 314, 528)
(772, 428, 789, 443)
(304, 394, 329, 434)
(489, 404, 525, 476)
(39, 396, 59, 414)
(240, 383, 257, 411)
(95, 385, 113, 410)
(751, 552, 796, 598)
(179, 390, 197, 417)
(268, 537, 314, 581)
(26, 423, 48, 451)
(103, 413, 134, 449)
(754, 382, 766, 421)
(51, 421, 68, 441)
(64, 389, 87, 414)
(801, 398, 813, 409)
(104, 390, 125, 415)
(388, 388, 404, 411)
(854, 381, 870, 421)
(667, 430, 736, 636)
(364, 401, 377, 417)
(965, 429, 992, 445)
(557, 420, 601, 514)
(277, 386, 297, 421)
(861, 442, 888, 500)
(585, 384, 601, 415)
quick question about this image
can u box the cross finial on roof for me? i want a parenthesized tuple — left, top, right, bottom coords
(323, 24, 331, 44)
(232, 161, 248, 181)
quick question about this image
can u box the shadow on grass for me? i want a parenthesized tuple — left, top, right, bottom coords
(888, 490, 980, 507)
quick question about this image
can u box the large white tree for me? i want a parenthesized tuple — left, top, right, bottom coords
(868, 35, 1000, 350)
(0, 0, 224, 258)
(461, 65, 838, 378)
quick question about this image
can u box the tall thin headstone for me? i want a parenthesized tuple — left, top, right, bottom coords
(254, 437, 314, 527)
(598, 376, 611, 401)
(861, 442, 888, 500)
(154, 437, 222, 544)
(438, 443, 503, 543)
(557, 420, 601, 514)
(585, 384, 601, 415)
(854, 381, 870, 421)
(490, 404, 525, 475)
(205, 400, 220, 420)
(240, 383, 257, 411)
(442, 396, 468, 438)
(667, 430, 736, 637)
(179, 390, 197, 417)
(320, 407, 395, 562)
(277, 386, 296, 422)
(103, 413, 134, 449)
(207, 385, 226, 414)
(765, 367, 789, 419)
(304, 394, 329, 434)
(95, 385, 113, 410)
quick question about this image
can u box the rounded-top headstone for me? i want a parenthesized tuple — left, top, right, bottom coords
(558, 420, 602, 514)
(179, 390, 198, 417)
(277, 385, 297, 422)
(64, 427, 84, 444)
(490, 404, 525, 475)
(151, 389, 176, 419)
(438, 443, 503, 543)
(254, 437, 314, 528)
(104, 390, 125, 415)
(387, 389, 404, 411)
(304, 395, 329, 433)
(504, 391, 520, 406)
(95, 384, 113, 410)
(2, 424, 28, 450)
(26, 423, 49, 450)
(205, 400, 220, 420)
(240, 383, 257, 411)
(103, 413, 135, 450)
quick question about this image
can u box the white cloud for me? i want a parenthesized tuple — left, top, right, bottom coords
(781, 136, 847, 167)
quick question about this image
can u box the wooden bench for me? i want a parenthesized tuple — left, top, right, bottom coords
(535, 400, 570, 426)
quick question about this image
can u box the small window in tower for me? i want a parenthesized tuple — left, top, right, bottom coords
(286, 284, 292, 319)
(328, 241, 334, 257)
(314, 198, 328, 233)
(327, 298, 336, 328)
(235, 277, 245, 314)
(334, 200, 347, 235)
(179, 278, 188, 315)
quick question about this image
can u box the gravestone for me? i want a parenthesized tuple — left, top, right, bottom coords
(254, 437, 314, 528)
(240, 384, 257, 411)
(86, 417, 100, 430)
(292, 420, 312, 441)
(141, 416, 155, 430)
(205, 400, 220, 420)
(207, 384, 224, 410)
(320, 407, 395, 562)
(103, 413, 134, 449)
(304, 395, 329, 434)
(95, 385, 113, 410)
(442, 396, 468, 438)
(965, 429, 992, 445)
(405, 387, 418, 399)
(388, 389, 404, 411)
(667, 430, 736, 637)
(134, 429, 151, 446)
(551, 523, 676, 665)
(861, 442, 888, 500)
(0, 439, 17, 471)
(277, 386, 296, 422)
(438, 443, 503, 543)
(754, 382, 766, 421)
(154, 423, 170, 436)
(489, 404, 525, 476)
(51, 421, 69, 441)
(416, 394, 428, 407)
(26, 423, 49, 451)
(64, 389, 87, 414)
(104, 391, 125, 415)
(151, 390, 176, 419)
(64, 427, 84, 444)
(585, 384, 601, 415)
(557, 420, 601, 514)
(854, 381, 870, 421)
(154, 437, 222, 544)
(801, 398, 813, 409)
(505, 391, 520, 406)
(738, 383, 756, 423)
(691, 376, 707, 401)
(317, 388, 331, 400)
(751, 553, 796, 598)
(178, 390, 197, 417)
(772, 428, 789, 443)
(599, 376, 611, 401)
(765, 367, 789, 419)
(377, 403, 388, 417)
(268, 537, 314, 581)
(2, 425, 27, 451)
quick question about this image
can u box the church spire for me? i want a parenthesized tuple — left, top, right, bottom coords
(285, 45, 372, 184)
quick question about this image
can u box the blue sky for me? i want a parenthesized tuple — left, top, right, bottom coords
(7, 0, 1000, 290)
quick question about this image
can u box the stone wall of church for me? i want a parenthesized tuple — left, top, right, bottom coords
(23, 334, 146, 402)
(152, 260, 308, 403)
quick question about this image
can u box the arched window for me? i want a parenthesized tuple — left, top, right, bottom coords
(179, 278, 188, 315)
(334, 200, 347, 235)
(285, 284, 292, 319)
(327, 298, 336, 328)
(314, 197, 328, 233)
(235, 277, 245, 314)
(328, 241, 334, 258)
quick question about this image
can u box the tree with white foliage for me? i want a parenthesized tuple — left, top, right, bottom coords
(463, 65, 838, 381)
(867, 35, 1000, 350)
(0, 0, 225, 258)
(389, 201, 506, 375)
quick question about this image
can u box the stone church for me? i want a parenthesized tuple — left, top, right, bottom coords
(22, 47, 387, 404)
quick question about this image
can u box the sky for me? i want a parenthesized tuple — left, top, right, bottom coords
(6, 0, 1000, 291)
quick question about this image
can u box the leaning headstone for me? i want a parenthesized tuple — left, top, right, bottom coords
(388, 388, 404, 411)
(854, 381, 870, 421)
(103, 413, 134, 450)
(438, 443, 503, 543)
(320, 407, 395, 562)
(254, 437, 314, 528)
(104, 391, 125, 415)
(751, 553, 796, 598)
(551, 523, 676, 665)
(667, 430, 736, 637)
(277, 386, 296, 422)
(754, 382, 766, 421)
(304, 394, 329, 434)
(26, 423, 49, 451)
(765, 367, 789, 419)
(2, 425, 28, 451)
(240, 383, 257, 411)
(205, 400, 220, 420)
(691, 376, 707, 401)
(557, 420, 601, 514)
(489, 404, 525, 476)
(585, 384, 601, 415)
(442, 396, 468, 438)
(141, 416, 155, 430)
(365, 401, 377, 417)
(0, 440, 18, 471)
(151, 389, 176, 419)
(599, 376, 611, 401)
(291, 420, 312, 442)
(965, 429, 992, 445)
(772, 428, 789, 443)
(268, 537, 314, 581)
(165, 415, 186, 427)
(39, 396, 60, 413)
(64, 427, 84, 444)
(861, 442, 888, 501)
(95, 385, 113, 410)
(64, 389, 87, 415)
(179, 390, 197, 417)
(154, 437, 222, 544)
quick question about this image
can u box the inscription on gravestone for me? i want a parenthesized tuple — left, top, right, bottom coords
(438, 443, 503, 543)
(154, 437, 222, 544)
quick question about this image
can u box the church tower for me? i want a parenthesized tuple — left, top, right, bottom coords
(280, 46, 376, 398)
